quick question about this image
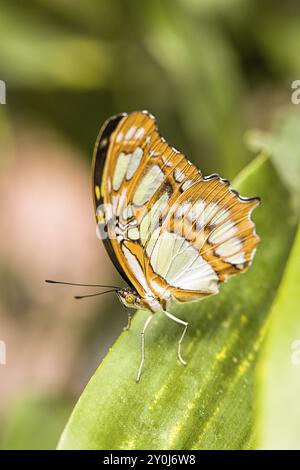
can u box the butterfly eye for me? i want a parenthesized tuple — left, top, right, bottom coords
(125, 293, 135, 304)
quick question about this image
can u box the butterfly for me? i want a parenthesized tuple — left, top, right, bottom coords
(90, 110, 260, 381)
(46, 111, 260, 381)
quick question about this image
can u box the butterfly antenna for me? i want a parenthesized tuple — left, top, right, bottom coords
(74, 289, 118, 300)
(45, 279, 121, 289)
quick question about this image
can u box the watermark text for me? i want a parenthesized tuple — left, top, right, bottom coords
(291, 80, 300, 104)
(0, 80, 6, 104)
(291, 339, 300, 366)
(0, 340, 6, 365)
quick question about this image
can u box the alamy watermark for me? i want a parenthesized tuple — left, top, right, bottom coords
(0, 80, 6, 104)
(0, 340, 6, 365)
(291, 339, 300, 366)
(95, 200, 221, 243)
(291, 80, 300, 104)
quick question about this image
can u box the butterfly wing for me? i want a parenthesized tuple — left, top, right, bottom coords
(92, 111, 260, 308)
(148, 175, 260, 303)
(92, 113, 131, 285)
(92, 111, 202, 293)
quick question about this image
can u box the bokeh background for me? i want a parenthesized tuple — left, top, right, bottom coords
(0, 0, 300, 449)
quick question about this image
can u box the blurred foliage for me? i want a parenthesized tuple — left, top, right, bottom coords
(2, 0, 299, 177)
(0, 0, 300, 450)
(247, 109, 300, 215)
(1, 0, 300, 175)
(0, 394, 73, 450)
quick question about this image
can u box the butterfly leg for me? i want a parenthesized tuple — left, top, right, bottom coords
(163, 310, 188, 366)
(136, 314, 153, 383)
(123, 311, 133, 331)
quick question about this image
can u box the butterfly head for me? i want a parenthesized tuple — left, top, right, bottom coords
(117, 288, 142, 310)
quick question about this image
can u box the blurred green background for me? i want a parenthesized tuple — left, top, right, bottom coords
(0, 0, 300, 449)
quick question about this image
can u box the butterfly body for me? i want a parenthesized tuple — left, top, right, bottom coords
(92, 111, 260, 315)
(117, 287, 158, 312)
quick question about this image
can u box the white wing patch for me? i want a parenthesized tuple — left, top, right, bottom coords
(174, 200, 221, 231)
(215, 237, 243, 258)
(181, 180, 194, 191)
(126, 147, 143, 180)
(146, 227, 160, 257)
(122, 205, 133, 220)
(197, 202, 220, 229)
(174, 201, 192, 219)
(125, 126, 136, 140)
(113, 148, 143, 191)
(209, 220, 237, 244)
(150, 231, 219, 293)
(211, 208, 230, 225)
(174, 168, 185, 183)
(140, 192, 169, 246)
(113, 152, 129, 191)
(121, 245, 149, 292)
(135, 127, 145, 139)
(116, 131, 123, 143)
(128, 227, 140, 240)
(133, 165, 165, 205)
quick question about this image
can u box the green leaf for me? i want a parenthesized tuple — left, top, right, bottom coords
(58, 155, 297, 450)
(256, 224, 300, 450)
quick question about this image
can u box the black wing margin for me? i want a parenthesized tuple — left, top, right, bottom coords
(92, 113, 134, 287)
